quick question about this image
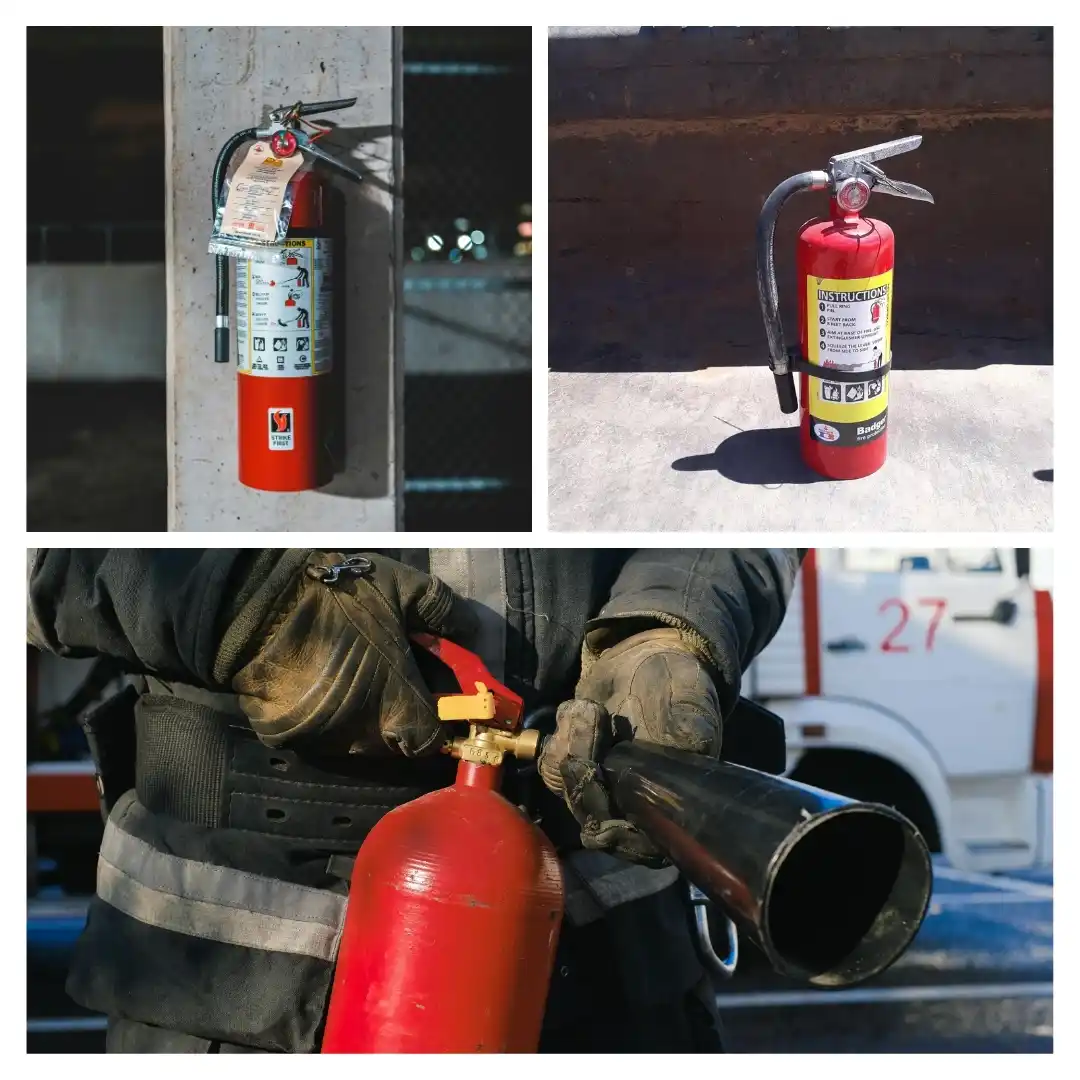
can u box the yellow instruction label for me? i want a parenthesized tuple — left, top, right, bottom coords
(806, 271, 891, 426)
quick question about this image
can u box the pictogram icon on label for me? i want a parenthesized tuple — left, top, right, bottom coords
(237, 238, 333, 378)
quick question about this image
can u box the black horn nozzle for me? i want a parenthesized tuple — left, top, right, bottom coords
(601, 742, 933, 988)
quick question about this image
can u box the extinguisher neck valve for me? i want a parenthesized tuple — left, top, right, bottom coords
(256, 99, 366, 186)
(443, 724, 541, 767)
(827, 135, 934, 206)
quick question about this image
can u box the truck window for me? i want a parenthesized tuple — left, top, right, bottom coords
(945, 549, 1003, 574)
(842, 549, 939, 573)
(841, 549, 1008, 576)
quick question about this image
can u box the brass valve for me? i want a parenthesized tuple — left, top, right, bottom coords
(435, 681, 540, 766)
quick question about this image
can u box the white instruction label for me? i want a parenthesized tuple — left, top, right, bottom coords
(237, 238, 333, 377)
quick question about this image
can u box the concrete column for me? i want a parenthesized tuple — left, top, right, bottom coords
(163, 27, 401, 530)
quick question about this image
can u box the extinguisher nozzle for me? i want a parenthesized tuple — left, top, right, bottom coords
(774, 373, 799, 414)
(215, 326, 230, 364)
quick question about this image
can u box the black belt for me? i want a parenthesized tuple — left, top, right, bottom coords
(134, 693, 455, 849)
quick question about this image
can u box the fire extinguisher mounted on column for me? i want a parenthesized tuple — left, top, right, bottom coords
(210, 98, 364, 492)
(756, 136, 933, 480)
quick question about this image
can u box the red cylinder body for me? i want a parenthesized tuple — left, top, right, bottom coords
(321, 759, 564, 1053)
(796, 202, 895, 479)
(237, 171, 336, 491)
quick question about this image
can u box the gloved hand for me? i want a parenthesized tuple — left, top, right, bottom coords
(231, 553, 476, 756)
(538, 627, 723, 866)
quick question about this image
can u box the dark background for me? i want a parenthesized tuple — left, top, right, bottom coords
(26, 26, 532, 530)
(549, 26, 1052, 373)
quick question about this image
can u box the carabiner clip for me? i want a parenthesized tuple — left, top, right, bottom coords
(308, 555, 374, 584)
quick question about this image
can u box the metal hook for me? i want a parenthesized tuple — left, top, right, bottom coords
(309, 555, 374, 584)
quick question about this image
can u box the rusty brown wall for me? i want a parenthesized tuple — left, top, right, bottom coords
(549, 27, 1052, 370)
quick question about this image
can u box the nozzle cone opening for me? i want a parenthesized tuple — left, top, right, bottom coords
(763, 807, 932, 987)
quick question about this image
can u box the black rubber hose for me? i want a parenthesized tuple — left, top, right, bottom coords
(755, 170, 829, 413)
(212, 128, 257, 363)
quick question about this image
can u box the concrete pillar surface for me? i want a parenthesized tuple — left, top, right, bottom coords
(164, 26, 401, 530)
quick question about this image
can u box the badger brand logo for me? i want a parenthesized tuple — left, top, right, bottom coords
(809, 409, 889, 447)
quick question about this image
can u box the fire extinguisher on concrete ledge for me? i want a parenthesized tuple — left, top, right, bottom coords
(211, 98, 363, 492)
(756, 136, 934, 480)
(320, 630, 934, 1053)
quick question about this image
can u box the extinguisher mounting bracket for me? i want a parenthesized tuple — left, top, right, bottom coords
(786, 347, 893, 384)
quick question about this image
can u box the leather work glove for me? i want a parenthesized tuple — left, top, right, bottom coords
(538, 627, 723, 867)
(230, 553, 476, 757)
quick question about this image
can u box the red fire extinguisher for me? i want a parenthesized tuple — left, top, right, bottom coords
(320, 634, 936, 1052)
(211, 98, 363, 492)
(321, 634, 564, 1054)
(756, 136, 933, 479)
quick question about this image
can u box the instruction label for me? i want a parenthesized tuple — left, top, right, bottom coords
(806, 270, 891, 444)
(237, 238, 333, 377)
(218, 143, 305, 244)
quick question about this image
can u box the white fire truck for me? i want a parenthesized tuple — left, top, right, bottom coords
(749, 548, 1053, 872)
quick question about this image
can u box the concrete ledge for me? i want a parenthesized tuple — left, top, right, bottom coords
(27, 265, 165, 379)
(404, 263, 531, 373)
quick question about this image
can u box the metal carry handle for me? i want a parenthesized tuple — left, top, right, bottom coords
(294, 97, 357, 118)
(829, 135, 934, 204)
(829, 134, 924, 167)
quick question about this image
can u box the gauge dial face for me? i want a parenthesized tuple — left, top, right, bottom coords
(270, 130, 299, 158)
(836, 178, 871, 212)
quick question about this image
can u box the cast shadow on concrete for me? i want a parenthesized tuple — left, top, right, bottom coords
(314, 122, 398, 500)
(672, 426, 827, 486)
(1034, 469, 1053, 482)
